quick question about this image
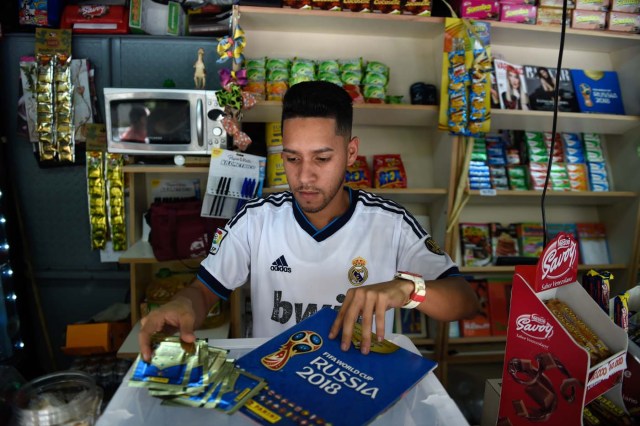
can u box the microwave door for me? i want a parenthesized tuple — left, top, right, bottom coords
(196, 98, 204, 147)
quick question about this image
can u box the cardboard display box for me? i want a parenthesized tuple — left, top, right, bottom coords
(497, 232, 628, 425)
(62, 322, 131, 356)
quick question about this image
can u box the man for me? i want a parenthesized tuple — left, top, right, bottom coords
(139, 81, 479, 362)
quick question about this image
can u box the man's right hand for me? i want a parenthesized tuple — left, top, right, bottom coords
(138, 296, 197, 363)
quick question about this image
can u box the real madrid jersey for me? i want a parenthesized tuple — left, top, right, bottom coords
(198, 187, 460, 338)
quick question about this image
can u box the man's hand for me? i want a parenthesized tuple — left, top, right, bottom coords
(138, 296, 197, 362)
(328, 279, 414, 355)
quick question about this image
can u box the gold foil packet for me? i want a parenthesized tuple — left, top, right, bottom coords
(86, 152, 107, 249)
(106, 153, 126, 250)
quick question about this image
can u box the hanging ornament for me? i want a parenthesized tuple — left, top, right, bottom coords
(216, 13, 257, 151)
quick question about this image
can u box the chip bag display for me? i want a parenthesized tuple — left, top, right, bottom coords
(373, 154, 407, 188)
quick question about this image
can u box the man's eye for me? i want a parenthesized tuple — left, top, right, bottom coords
(316, 157, 330, 163)
(284, 156, 299, 163)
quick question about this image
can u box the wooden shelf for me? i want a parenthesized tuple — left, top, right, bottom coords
(446, 352, 506, 364)
(449, 335, 507, 345)
(460, 263, 627, 273)
(118, 240, 156, 264)
(409, 338, 436, 346)
(263, 186, 448, 204)
(239, 6, 445, 38)
(123, 164, 209, 174)
(490, 109, 640, 134)
(243, 101, 439, 127)
(466, 190, 637, 206)
(240, 6, 640, 55)
(487, 20, 640, 53)
(117, 240, 207, 264)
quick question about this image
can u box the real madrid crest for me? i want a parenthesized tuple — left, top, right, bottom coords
(348, 257, 369, 287)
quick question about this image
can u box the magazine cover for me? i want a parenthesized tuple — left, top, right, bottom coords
(236, 307, 437, 425)
(460, 222, 492, 266)
(490, 60, 501, 109)
(523, 65, 580, 112)
(494, 59, 530, 110)
(570, 69, 625, 114)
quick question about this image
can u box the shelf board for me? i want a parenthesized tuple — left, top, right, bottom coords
(466, 190, 637, 206)
(490, 109, 640, 134)
(263, 186, 448, 204)
(244, 102, 640, 133)
(460, 264, 627, 273)
(239, 6, 445, 38)
(123, 164, 209, 174)
(446, 352, 506, 364)
(410, 338, 436, 346)
(118, 240, 156, 264)
(449, 335, 507, 345)
(239, 6, 640, 54)
(243, 101, 439, 127)
(487, 20, 640, 53)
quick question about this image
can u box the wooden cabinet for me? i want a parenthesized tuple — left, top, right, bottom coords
(440, 21, 640, 380)
(116, 7, 639, 379)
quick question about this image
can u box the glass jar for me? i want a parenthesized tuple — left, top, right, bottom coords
(13, 370, 103, 426)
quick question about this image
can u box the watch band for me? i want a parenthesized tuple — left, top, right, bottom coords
(395, 271, 426, 309)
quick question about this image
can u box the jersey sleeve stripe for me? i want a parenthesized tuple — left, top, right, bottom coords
(197, 266, 232, 301)
(227, 192, 293, 228)
(358, 191, 427, 239)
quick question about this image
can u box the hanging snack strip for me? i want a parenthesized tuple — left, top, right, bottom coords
(468, 41, 492, 135)
(54, 54, 75, 163)
(35, 53, 75, 163)
(447, 38, 469, 135)
(86, 152, 107, 250)
(36, 54, 56, 161)
(106, 154, 127, 251)
(438, 19, 492, 136)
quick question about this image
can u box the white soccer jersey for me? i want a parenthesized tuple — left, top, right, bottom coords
(198, 187, 460, 338)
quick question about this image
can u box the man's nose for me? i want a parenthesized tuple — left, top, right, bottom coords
(298, 159, 316, 183)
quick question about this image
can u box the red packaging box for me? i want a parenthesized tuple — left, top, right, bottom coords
(607, 11, 640, 32)
(500, 4, 537, 23)
(461, 279, 492, 337)
(61, 5, 129, 34)
(488, 279, 512, 335)
(497, 233, 628, 425)
(460, 0, 501, 19)
(571, 9, 607, 29)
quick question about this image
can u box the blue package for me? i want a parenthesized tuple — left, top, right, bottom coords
(18, 0, 64, 27)
(591, 181, 610, 191)
(570, 69, 625, 115)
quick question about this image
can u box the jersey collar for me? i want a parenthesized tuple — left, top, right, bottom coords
(293, 187, 359, 242)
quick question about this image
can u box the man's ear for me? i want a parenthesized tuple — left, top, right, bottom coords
(346, 136, 359, 166)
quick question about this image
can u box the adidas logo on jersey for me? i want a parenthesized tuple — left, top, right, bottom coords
(270, 255, 292, 273)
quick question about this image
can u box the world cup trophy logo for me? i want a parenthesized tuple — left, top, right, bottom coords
(579, 83, 593, 107)
(261, 331, 323, 371)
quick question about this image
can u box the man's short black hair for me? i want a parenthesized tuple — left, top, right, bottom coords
(281, 81, 353, 139)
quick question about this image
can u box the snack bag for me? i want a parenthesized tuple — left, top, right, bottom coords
(438, 18, 492, 136)
(345, 155, 372, 188)
(373, 154, 407, 188)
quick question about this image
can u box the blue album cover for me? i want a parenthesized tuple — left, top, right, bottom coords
(570, 70, 625, 115)
(236, 307, 437, 425)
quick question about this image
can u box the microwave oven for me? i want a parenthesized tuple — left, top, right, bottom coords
(104, 88, 227, 155)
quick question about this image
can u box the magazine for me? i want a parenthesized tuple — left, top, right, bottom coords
(236, 307, 437, 425)
(523, 65, 580, 112)
(494, 59, 530, 110)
